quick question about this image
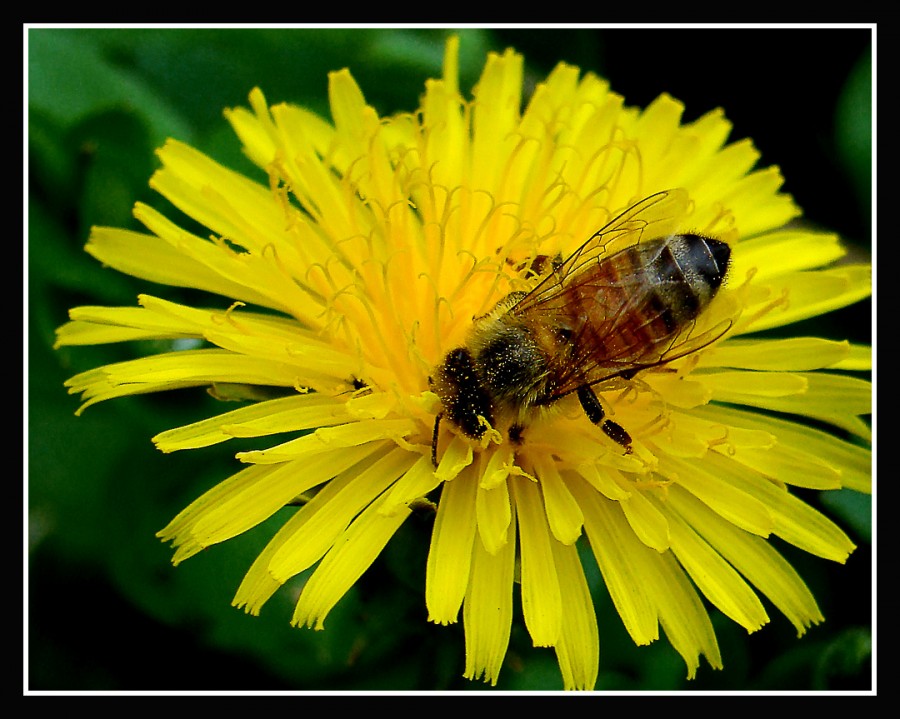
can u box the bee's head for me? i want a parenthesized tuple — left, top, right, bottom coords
(430, 347, 494, 441)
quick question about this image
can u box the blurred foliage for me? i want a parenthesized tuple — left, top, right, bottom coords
(26, 27, 872, 693)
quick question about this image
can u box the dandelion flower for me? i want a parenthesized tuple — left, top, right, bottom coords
(57, 37, 872, 690)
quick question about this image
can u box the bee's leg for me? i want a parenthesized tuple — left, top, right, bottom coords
(577, 386, 632, 452)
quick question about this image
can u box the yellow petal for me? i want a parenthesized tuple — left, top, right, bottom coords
(831, 342, 872, 371)
(222, 87, 279, 169)
(152, 139, 304, 259)
(581, 467, 721, 677)
(55, 319, 170, 346)
(730, 229, 846, 281)
(65, 349, 306, 413)
(646, 550, 723, 678)
(700, 370, 809, 398)
(157, 442, 378, 564)
(619, 488, 671, 552)
(668, 485, 824, 636)
(699, 337, 852, 371)
(551, 539, 599, 691)
(511, 475, 562, 647)
(232, 447, 407, 614)
(267, 447, 416, 584)
(479, 443, 513, 490)
(475, 478, 512, 555)
(379, 455, 442, 516)
(533, 453, 583, 545)
(463, 503, 516, 686)
(85, 226, 272, 306)
(292, 488, 411, 630)
(654, 495, 769, 633)
(689, 403, 871, 493)
(704, 371, 871, 439)
(573, 478, 659, 646)
(153, 393, 349, 452)
(663, 454, 775, 537)
(716, 452, 857, 563)
(133, 201, 325, 323)
(56, 300, 201, 346)
(236, 418, 418, 464)
(738, 265, 871, 333)
(726, 166, 800, 237)
(470, 48, 524, 196)
(426, 467, 478, 625)
(574, 463, 632, 501)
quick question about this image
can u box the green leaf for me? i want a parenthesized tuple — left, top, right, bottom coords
(28, 196, 141, 308)
(68, 108, 157, 233)
(811, 627, 872, 690)
(821, 488, 871, 543)
(835, 48, 872, 227)
(28, 28, 194, 147)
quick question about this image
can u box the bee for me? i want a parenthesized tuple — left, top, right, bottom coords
(429, 189, 732, 465)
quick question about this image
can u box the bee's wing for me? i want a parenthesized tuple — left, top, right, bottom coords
(505, 189, 730, 400)
(584, 315, 733, 380)
(654, 318, 733, 365)
(507, 193, 731, 401)
(559, 189, 690, 279)
(514, 189, 691, 313)
(549, 306, 733, 402)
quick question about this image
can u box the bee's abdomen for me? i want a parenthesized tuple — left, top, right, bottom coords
(645, 234, 730, 324)
(569, 234, 730, 363)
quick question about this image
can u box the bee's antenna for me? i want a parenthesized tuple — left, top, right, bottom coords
(431, 412, 444, 467)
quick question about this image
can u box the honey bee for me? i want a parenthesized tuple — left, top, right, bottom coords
(429, 189, 732, 465)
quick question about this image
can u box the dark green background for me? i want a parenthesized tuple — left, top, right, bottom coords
(27, 27, 872, 692)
